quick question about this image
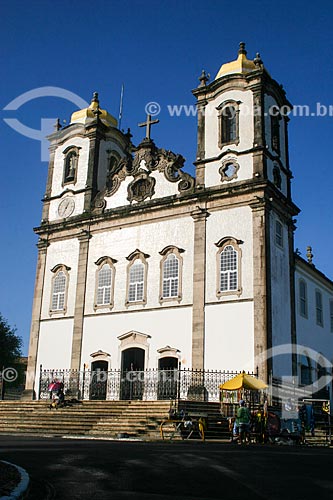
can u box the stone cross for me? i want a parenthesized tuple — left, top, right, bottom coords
(138, 113, 159, 140)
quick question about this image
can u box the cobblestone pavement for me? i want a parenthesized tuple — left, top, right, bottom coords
(0, 436, 332, 500)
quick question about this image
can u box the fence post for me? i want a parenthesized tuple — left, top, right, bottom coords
(0, 366, 5, 400)
(38, 364, 43, 400)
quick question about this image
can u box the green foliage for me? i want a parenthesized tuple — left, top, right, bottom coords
(0, 313, 22, 369)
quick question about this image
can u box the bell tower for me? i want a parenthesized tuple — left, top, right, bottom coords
(41, 92, 132, 225)
(193, 43, 300, 381)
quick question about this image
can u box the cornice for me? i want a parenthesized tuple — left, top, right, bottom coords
(34, 177, 299, 238)
(192, 68, 292, 109)
(295, 255, 333, 290)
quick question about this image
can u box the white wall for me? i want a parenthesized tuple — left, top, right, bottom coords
(264, 94, 289, 198)
(41, 238, 80, 319)
(295, 262, 333, 376)
(204, 89, 254, 188)
(36, 318, 74, 370)
(84, 216, 194, 314)
(205, 301, 254, 372)
(105, 168, 183, 209)
(205, 154, 253, 188)
(269, 211, 292, 377)
(205, 206, 253, 302)
(49, 136, 90, 222)
(98, 139, 126, 191)
(81, 307, 193, 370)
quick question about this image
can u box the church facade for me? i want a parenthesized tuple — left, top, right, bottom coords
(24, 43, 333, 400)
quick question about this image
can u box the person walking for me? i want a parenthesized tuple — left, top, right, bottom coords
(237, 400, 251, 444)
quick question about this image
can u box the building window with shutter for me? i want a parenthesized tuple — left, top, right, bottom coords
(126, 250, 149, 306)
(315, 290, 323, 327)
(217, 100, 240, 148)
(94, 257, 117, 310)
(50, 264, 70, 315)
(159, 246, 184, 302)
(215, 238, 242, 297)
(299, 279, 308, 318)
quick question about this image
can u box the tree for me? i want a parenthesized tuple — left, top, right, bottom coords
(0, 313, 22, 369)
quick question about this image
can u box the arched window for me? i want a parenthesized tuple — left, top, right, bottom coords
(215, 238, 242, 296)
(275, 220, 283, 248)
(162, 254, 179, 298)
(159, 246, 184, 302)
(300, 353, 312, 385)
(126, 250, 149, 305)
(97, 265, 112, 304)
(220, 245, 238, 291)
(50, 264, 70, 314)
(94, 257, 117, 310)
(52, 272, 66, 310)
(217, 101, 240, 148)
(317, 356, 328, 381)
(129, 261, 144, 302)
(271, 114, 280, 154)
(315, 290, 323, 326)
(106, 150, 121, 189)
(273, 165, 282, 189)
(63, 146, 80, 185)
(222, 106, 237, 143)
(299, 279, 308, 317)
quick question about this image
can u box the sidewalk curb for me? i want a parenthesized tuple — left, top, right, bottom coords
(0, 461, 30, 500)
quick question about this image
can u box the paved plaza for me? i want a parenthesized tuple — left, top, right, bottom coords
(1, 436, 332, 499)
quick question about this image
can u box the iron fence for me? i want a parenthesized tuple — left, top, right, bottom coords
(38, 367, 255, 402)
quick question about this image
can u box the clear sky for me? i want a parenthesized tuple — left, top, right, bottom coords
(1, 0, 332, 354)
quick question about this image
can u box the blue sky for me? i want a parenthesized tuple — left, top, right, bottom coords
(1, 0, 332, 354)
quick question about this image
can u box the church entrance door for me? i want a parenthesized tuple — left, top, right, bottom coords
(158, 357, 178, 400)
(90, 360, 108, 400)
(120, 347, 145, 400)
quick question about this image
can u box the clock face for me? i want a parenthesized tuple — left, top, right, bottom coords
(58, 197, 75, 218)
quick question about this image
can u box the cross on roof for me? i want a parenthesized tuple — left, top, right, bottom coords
(138, 113, 159, 140)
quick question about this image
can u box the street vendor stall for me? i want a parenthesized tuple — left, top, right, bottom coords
(220, 372, 268, 443)
(220, 372, 267, 417)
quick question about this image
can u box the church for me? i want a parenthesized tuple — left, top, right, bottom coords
(24, 43, 333, 401)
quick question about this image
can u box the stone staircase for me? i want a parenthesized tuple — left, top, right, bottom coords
(0, 400, 227, 440)
(304, 429, 329, 447)
(87, 400, 172, 439)
(0, 400, 170, 439)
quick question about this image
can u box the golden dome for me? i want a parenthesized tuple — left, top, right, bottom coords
(70, 92, 117, 127)
(215, 42, 258, 80)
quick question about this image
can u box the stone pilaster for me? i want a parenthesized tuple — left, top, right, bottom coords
(84, 126, 102, 212)
(22, 238, 49, 400)
(195, 99, 207, 188)
(70, 229, 91, 372)
(41, 144, 57, 222)
(251, 202, 271, 383)
(284, 117, 292, 201)
(288, 218, 298, 377)
(191, 207, 210, 370)
(251, 85, 267, 179)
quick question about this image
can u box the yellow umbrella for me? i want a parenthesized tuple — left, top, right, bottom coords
(220, 372, 267, 391)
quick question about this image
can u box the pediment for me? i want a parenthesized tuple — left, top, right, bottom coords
(117, 330, 151, 342)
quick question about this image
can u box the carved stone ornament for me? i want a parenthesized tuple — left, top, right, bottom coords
(219, 158, 240, 182)
(104, 139, 195, 201)
(127, 173, 156, 203)
(93, 192, 107, 213)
